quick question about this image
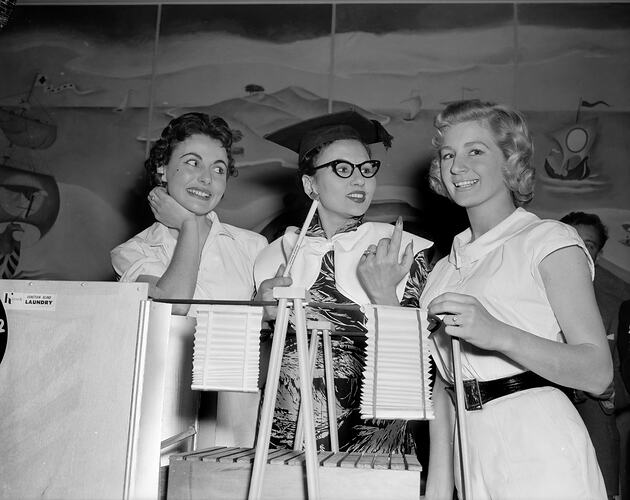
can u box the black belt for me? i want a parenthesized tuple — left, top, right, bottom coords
(446, 371, 567, 411)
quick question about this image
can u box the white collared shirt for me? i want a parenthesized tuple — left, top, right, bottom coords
(111, 212, 267, 448)
(111, 211, 267, 315)
(254, 221, 433, 306)
(420, 208, 594, 383)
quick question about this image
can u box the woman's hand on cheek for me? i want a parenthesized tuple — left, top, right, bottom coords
(427, 292, 509, 351)
(148, 187, 196, 230)
(357, 217, 414, 305)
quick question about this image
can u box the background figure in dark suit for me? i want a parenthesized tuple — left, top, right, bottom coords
(618, 300, 630, 499)
(560, 211, 622, 500)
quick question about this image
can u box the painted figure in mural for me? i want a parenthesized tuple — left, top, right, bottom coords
(0, 77, 60, 279)
(0, 169, 60, 279)
(254, 110, 434, 453)
(415, 100, 610, 499)
(110, 112, 267, 448)
(560, 211, 619, 500)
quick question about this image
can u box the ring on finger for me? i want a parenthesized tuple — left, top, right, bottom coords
(452, 315, 459, 325)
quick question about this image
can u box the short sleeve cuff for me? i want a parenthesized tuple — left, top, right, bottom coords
(529, 220, 594, 280)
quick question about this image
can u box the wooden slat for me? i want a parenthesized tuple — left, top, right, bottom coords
(215, 448, 253, 463)
(339, 452, 362, 468)
(196, 447, 235, 462)
(321, 451, 348, 467)
(317, 451, 334, 465)
(266, 448, 295, 463)
(269, 449, 301, 464)
(235, 449, 257, 464)
(372, 454, 390, 470)
(355, 452, 375, 469)
(405, 454, 423, 471)
(389, 454, 407, 470)
(170, 446, 226, 462)
(284, 452, 307, 466)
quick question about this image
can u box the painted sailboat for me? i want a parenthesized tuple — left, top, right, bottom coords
(543, 99, 609, 181)
(543, 118, 597, 180)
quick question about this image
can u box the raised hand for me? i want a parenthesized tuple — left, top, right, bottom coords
(357, 216, 414, 305)
(148, 187, 198, 230)
(427, 292, 506, 351)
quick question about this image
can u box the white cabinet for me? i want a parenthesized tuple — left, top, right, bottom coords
(0, 280, 185, 500)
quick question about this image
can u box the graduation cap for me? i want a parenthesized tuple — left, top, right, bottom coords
(264, 110, 393, 163)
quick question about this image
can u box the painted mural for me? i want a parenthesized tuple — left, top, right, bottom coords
(0, 2, 628, 286)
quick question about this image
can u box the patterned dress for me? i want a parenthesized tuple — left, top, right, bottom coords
(268, 214, 430, 453)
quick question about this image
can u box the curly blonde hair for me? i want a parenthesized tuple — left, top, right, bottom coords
(428, 100, 535, 207)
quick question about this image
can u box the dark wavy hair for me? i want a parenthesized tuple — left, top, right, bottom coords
(560, 211, 609, 250)
(145, 112, 237, 189)
(429, 99, 535, 207)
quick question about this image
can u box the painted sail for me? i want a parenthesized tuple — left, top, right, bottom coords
(544, 118, 597, 180)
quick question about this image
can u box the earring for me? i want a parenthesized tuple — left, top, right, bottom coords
(156, 165, 167, 181)
(155, 166, 167, 187)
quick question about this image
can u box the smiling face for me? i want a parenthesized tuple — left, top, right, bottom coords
(163, 133, 228, 215)
(302, 138, 376, 235)
(438, 120, 513, 214)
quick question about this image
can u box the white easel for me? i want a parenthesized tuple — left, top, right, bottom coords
(248, 200, 322, 500)
(248, 285, 321, 500)
(452, 337, 473, 500)
(294, 321, 338, 453)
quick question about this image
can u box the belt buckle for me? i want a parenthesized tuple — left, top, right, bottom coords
(463, 378, 483, 411)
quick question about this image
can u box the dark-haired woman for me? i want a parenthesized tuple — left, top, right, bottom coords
(254, 110, 433, 453)
(111, 112, 267, 447)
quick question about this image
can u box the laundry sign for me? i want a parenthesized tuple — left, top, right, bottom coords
(1, 291, 56, 311)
